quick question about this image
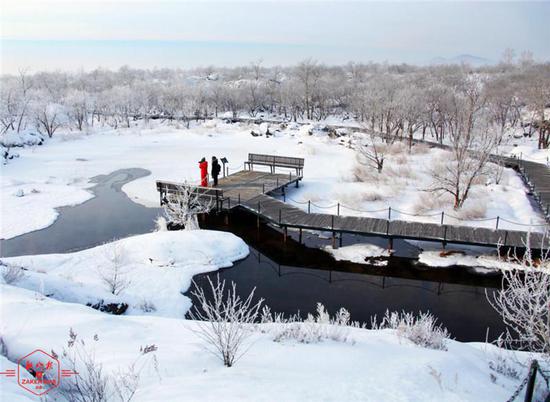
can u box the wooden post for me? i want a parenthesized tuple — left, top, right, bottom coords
(495, 216, 500, 230)
(339, 232, 343, 247)
(388, 207, 392, 221)
(283, 226, 288, 243)
(388, 237, 393, 251)
(337, 203, 340, 216)
(524, 360, 539, 402)
(308, 200, 311, 214)
(332, 232, 336, 249)
(279, 209, 282, 225)
(299, 228, 303, 244)
(440, 211, 444, 225)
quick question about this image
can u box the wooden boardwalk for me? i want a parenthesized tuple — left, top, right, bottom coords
(235, 193, 547, 249)
(157, 158, 549, 250)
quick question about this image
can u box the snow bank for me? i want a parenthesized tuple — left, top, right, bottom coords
(0, 131, 44, 147)
(0, 355, 37, 401)
(417, 250, 528, 272)
(0, 283, 541, 402)
(324, 243, 390, 264)
(1, 230, 249, 317)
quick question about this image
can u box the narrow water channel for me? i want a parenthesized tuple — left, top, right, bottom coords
(1, 169, 506, 342)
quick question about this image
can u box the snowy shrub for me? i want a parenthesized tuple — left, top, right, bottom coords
(189, 276, 264, 367)
(412, 192, 450, 214)
(1, 262, 27, 285)
(393, 153, 409, 166)
(154, 216, 167, 232)
(359, 189, 388, 202)
(384, 141, 407, 155)
(58, 329, 158, 402)
(456, 197, 488, 220)
(139, 300, 157, 313)
(372, 310, 450, 351)
(59, 329, 110, 402)
(162, 183, 213, 230)
(488, 245, 550, 362)
(262, 303, 353, 344)
(488, 353, 520, 380)
(98, 243, 131, 295)
(412, 143, 430, 155)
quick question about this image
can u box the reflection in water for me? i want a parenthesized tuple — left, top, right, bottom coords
(192, 211, 505, 342)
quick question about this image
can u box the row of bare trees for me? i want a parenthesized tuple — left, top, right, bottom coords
(1, 60, 549, 145)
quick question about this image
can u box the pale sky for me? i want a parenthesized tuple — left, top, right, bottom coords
(1, 0, 549, 73)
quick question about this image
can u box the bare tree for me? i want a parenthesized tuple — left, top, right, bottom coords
(429, 78, 497, 209)
(296, 59, 320, 120)
(488, 243, 550, 362)
(189, 276, 264, 367)
(357, 133, 385, 173)
(162, 183, 213, 230)
(98, 243, 130, 296)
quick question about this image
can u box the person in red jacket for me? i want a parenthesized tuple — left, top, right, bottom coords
(199, 157, 208, 187)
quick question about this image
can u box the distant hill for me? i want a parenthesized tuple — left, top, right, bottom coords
(429, 54, 493, 66)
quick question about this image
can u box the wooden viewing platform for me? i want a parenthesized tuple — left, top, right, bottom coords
(156, 153, 549, 250)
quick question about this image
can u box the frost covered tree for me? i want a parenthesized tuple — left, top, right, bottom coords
(99, 243, 130, 296)
(296, 59, 321, 120)
(357, 133, 385, 173)
(429, 76, 497, 209)
(31, 94, 65, 138)
(162, 183, 213, 230)
(488, 244, 550, 362)
(189, 276, 264, 367)
(65, 89, 92, 131)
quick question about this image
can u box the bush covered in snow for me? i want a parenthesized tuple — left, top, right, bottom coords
(189, 276, 264, 367)
(0, 131, 44, 147)
(0, 262, 26, 285)
(372, 310, 451, 351)
(261, 303, 353, 344)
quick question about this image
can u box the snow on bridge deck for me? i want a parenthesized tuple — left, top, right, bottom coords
(157, 167, 548, 250)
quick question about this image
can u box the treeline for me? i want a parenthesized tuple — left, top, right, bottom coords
(1, 60, 549, 147)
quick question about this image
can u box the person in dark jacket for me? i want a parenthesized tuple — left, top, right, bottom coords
(211, 156, 221, 187)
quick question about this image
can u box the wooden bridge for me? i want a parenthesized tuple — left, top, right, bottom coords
(156, 153, 549, 250)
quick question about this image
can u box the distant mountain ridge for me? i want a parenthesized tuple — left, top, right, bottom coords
(429, 54, 493, 66)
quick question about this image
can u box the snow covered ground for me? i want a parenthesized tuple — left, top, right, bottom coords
(1, 281, 545, 402)
(1, 119, 545, 240)
(1, 230, 248, 317)
(324, 243, 390, 265)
